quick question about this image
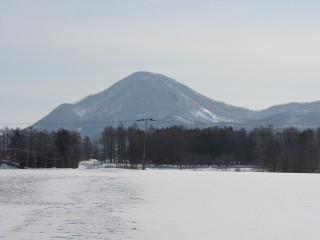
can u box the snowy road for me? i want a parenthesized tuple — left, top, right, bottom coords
(1, 169, 320, 239)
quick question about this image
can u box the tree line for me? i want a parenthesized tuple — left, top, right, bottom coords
(1, 125, 320, 172)
(0, 127, 92, 168)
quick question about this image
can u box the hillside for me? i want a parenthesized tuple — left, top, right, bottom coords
(33, 71, 320, 136)
(33, 72, 250, 136)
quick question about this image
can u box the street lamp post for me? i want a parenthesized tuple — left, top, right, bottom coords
(136, 118, 156, 170)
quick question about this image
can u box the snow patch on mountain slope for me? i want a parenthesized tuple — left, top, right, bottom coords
(73, 108, 87, 119)
(195, 108, 225, 123)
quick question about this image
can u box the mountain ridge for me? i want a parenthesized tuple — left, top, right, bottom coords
(33, 71, 320, 136)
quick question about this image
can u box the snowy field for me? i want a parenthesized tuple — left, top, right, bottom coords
(1, 168, 320, 240)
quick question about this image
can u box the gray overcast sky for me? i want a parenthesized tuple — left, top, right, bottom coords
(1, 0, 320, 128)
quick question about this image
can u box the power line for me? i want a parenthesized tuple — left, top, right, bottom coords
(0, 119, 223, 130)
(0, 119, 184, 126)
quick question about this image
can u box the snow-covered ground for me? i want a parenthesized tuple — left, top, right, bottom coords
(1, 168, 320, 240)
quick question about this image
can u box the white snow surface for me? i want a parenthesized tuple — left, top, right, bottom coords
(1, 168, 320, 239)
(73, 107, 87, 119)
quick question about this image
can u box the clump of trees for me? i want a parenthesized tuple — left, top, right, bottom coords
(0, 127, 92, 168)
(99, 125, 320, 173)
(2, 125, 320, 173)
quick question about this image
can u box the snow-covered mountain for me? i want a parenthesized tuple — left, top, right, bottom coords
(245, 101, 320, 129)
(33, 71, 320, 136)
(33, 72, 250, 136)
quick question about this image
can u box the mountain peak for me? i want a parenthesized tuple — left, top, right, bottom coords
(120, 71, 173, 85)
(130, 71, 159, 77)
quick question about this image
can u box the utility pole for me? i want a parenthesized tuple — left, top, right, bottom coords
(136, 118, 156, 170)
(0, 129, 4, 151)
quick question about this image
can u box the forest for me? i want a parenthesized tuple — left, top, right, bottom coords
(1, 124, 320, 173)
